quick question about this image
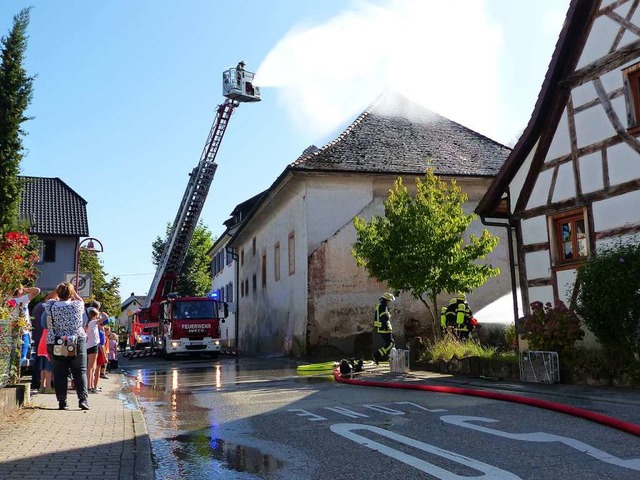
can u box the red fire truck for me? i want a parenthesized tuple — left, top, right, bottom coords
(129, 309, 158, 351)
(157, 293, 228, 358)
(130, 62, 260, 356)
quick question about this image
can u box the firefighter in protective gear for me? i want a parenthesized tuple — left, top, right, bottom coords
(443, 293, 474, 339)
(372, 292, 395, 365)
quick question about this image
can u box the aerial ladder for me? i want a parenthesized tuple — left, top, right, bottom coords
(131, 62, 261, 348)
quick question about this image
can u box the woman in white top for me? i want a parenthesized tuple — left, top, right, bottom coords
(44, 282, 89, 411)
(85, 307, 107, 393)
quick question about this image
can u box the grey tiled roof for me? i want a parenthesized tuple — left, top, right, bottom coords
(19, 176, 89, 236)
(290, 91, 510, 176)
(121, 295, 146, 311)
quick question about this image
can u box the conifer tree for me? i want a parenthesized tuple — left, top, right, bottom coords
(0, 8, 34, 232)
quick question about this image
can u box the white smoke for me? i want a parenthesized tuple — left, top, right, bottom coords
(256, 0, 503, 143)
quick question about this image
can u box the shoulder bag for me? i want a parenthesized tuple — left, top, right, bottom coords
(50, 304, 78, 358)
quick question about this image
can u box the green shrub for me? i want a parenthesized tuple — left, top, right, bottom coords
(422, 333, 497, 362)
(505, 323, 518, 350)
(564, 347, 640, 387)
(521, 300, 584, 354)
(574, 240, 640, 358)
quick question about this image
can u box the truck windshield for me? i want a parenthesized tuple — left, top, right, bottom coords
(173, 301, 218, 320)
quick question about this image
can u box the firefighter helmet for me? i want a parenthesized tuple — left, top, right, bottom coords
(457, 292, 467, 301)
(381, 292, 395, 302)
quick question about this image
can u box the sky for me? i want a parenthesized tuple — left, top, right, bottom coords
(0, 0, 571, 302)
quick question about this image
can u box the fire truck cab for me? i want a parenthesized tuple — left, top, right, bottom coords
(129, 309, 159, 351)
(158, 294, 228, 358)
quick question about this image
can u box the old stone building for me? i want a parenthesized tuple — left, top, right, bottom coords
(228, 91, 511, 357)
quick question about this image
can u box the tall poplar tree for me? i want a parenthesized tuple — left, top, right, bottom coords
(0, 8, 34, 232)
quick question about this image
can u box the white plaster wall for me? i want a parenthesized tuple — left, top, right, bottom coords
(521, 216, 548, 245)
(306, 176, 373, 252)
(620, 4, 640, 46)
(600, 68, 623, 93)
(525, 251, 551, 279)
(556, 268, 578, 305)
(579, 151, 604, 193)
(233, 180, 309, 355)
(36, 237, 77, 291)
(527, 286, 554, 305)
(596, 233, 639, 251)
(592, 190, 640, 231)
(307, 181, 514, 353)
(210, 236, 237, 348)
(526, 169, 553, 209)
(574, 101, 617, 149)
(607, 142, 640, 186)
(546, 109, 571, 160)
(610, 95, 628, 128)
(576, 14, 618, 69)
(571, 83, 595, 109)
(552, 162, 576, 203)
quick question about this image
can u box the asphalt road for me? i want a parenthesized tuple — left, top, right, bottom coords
(122, 354, 640, 480)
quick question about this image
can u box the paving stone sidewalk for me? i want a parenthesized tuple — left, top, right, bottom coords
(0, 373, 154, 480)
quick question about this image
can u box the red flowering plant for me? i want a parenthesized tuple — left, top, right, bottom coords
(0, 230, 39, 310)
(520, 300, 585, 354)
(0, 230, 40, 382)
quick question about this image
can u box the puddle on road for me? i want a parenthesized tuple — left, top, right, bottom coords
(166, 433, 284, 477)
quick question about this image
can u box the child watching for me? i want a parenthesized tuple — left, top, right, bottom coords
(107, 332, 119, 372)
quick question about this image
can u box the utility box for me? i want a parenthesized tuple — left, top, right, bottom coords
(520, 351, 560, 384)
(223, 63, 261, 102)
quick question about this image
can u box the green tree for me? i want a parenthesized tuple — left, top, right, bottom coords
(574, 240, 640, 359)
(352, 169, 500, 336)
(0, 8, 34, 232)
(79, 249, 121, 317)
(152, 221, 215, 297)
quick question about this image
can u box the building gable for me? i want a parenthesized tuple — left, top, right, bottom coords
(291, 90, 510, 177)
(19, 176, 89, 236)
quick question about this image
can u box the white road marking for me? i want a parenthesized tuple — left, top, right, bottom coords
(287, 409, 327, 421)
(363, 404, 405, 415)
(324, 406, 369, 418)
(330, 423, 521, 480)
(441, 415, 640, 472)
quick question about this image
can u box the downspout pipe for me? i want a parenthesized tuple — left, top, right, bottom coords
(478, 189, 520, 331)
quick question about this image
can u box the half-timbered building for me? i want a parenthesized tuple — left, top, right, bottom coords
(476, 0, 640, 333)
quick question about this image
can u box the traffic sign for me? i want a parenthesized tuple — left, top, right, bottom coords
(65, 272, 93, 297)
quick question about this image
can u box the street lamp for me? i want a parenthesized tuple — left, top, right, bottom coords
(75, 237, 104, 292)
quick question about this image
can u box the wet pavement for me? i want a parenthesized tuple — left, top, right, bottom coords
(122, 354, 640, 479)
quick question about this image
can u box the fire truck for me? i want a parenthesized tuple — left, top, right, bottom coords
(133, 62, 260, 357)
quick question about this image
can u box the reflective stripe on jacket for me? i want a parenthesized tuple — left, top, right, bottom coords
(374, 303, 392, 333)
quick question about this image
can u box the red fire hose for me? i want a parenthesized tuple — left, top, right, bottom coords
(334, 369, 640, 437)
